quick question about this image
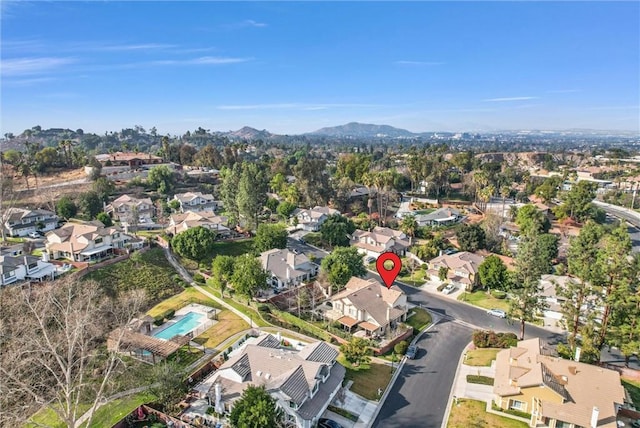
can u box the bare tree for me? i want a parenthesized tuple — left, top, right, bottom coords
(0, 277, 147, 427)
(0, 158, 18, 243)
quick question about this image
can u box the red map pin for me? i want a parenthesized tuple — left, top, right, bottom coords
(376, 252, 402, 289)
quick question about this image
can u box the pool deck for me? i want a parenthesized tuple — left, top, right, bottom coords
(151, 303, 219, 339)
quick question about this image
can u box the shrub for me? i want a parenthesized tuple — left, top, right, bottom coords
(153, 316, 165, 326)
(491, 402, 532, 419)
(165, 309, 175, 319)
(394, 340, 409, 355)
(472, 330, 517, 348)
(193, 273, 205, 284)
(467, 375, 494, 385)
(437, 283, 448, 292)
(257, 304, 271, 313)
(491, 290, 507, 299)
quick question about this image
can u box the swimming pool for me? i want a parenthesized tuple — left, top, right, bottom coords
(153, 312, 205, 340)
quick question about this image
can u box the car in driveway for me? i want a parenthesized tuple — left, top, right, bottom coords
(318, 418, 343, 428)
(405, 344, 418, 359)
(442, 283, 456, 294)
(487, 308, 507, 318)
(28, 231, 41, 239)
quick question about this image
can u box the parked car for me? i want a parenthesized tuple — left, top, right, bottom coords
(487, 308, 507, 318)
(365, 256, 376, 264)
(442, 283, 456, 294)
(28, 231, 40, 239)
(406, 345, 418, 359)
(318, 418, 344, 428)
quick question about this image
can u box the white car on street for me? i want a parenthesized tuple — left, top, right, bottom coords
(487, 308, 507, 318)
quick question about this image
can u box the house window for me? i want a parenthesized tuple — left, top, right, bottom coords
(28, 263, 37, 270)
(289, 401, 297, 409)
(555, 422, 572, 428)
(312, 382, 319, 395)
(509, 400, 525, 411)
(95, 238, 103, 245)
(349, 307, 357, 317)
(3, 271, 15, 279)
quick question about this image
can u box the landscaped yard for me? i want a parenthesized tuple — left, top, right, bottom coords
(202, 283, 270, 327)
(211, 239, 255, 257)
(338, 355, 393, 401)
(458, 290, 510, 312)
(147, 287, 220, 318)
(622, 378, 640, 406)
(404, 308, 432, 332)
(398, 268, 426, 286)
(84, 248, 182, 302)
(447, 399, 528, 428)
(192, 310, 250, 349)
(465, 348, 500, 367)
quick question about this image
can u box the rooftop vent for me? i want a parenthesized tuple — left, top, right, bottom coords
(265, 373, 271, 379)
(256, 370, 262, 377)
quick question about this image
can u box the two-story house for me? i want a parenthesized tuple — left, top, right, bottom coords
(327, 277, 408, 337)
(45, 220, 133, 262)
(351, 226, 410, 258)
(105, 194, 155, 225)
(494, 338, 624, 428)
(0, 253, 56, 286)
(428, 251, 485, 291)
(294, 206, 340, 232)
(3, 208, 59, 237)
(165, 211, 230, 237)
(259, 248, 319, 290)
(171, 192, 220, 213)
(201, 333, 345, 428)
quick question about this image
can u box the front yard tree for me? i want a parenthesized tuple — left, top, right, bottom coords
(254, 223, 287, 253)
(400, 215, 418, 243)
(147, 164, 176, 195)
(96, 212, 113, 227)
(211, 255, 236, 298)
(219, 164, 241, 227)
(455, 223, 486, 252)
(478, 255, 509, 291)
(559, 181, 598, 222)
(171, 226, 217, 261)
(340, 337, 371, 367)
(320, 246, 366, 288)
(320, 214, 356, 247)
(78, 190, 103, 220)
(238, 162, 268, 230)
(515, 204, 550, 238)
(276, 201, 297, 220)
(509, 236, 552, 339)
(0, 278, 146, 427)
(229, 385, 284, 428)
(231, 254, 269, 303)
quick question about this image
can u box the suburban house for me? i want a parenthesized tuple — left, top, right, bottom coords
(165, 211, 230, 237)
(350, 226, 410, 258)
(3, 207, 58, 237)
(105, 194, 155, 224)
(326, 277, 408, 337)
(0, 253, 56, 286)
(259, 248, 319, 290)
(294, 206, 340, 232)
(171, 192, 220, 213)
(202, 333, 345, 428)
(95, 151, 164, 168)
(539, 275, 575, 321)
(493, 338, 625, 428)
(428, 251, 485, 291)
(414, 207, 463, 227)
(45, 220, 135, 262)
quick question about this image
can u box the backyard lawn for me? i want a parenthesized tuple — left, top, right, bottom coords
(192, 310, 250, 350)
(211, 239, 255, 257)
(465, 348, 500, 367)
(458, 290, 510, 312)
(447, 399, 528, 428)
(147, 287, 221, 318)
(202, 283, 270, 327)
(339, 355, 393, 401)
(405, 308, 432, 332)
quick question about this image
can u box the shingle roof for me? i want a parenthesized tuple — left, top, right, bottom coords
(297, 341, 339, 364)
(331, 277, 406, 327)
(256, 334, 281, 349)
(278, 365, 310, 405)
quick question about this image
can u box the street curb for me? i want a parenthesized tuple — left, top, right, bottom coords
(367, 319, 439, 427)
(440, 341, 473, 428)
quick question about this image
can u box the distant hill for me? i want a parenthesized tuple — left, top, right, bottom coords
(308, 122, 418, 138)
(226, 126, 274, 140)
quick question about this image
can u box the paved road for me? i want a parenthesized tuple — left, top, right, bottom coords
(593, 200, 640, 252)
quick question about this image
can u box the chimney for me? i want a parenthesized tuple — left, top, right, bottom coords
(69, 242, 76, 262)
(590, 407, 599, 428)
(276, 332, 281, 342)
(42, 251, 49, 262)
(574, 346, 581, 362)
(439, 249, 443, 257)
(386, 306, 390, 323)
(214, 382, 224, 414)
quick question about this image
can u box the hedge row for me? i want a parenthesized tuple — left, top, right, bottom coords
(153, 309, 176, 326)
(472, 330, 517, 349)
(467, 375, 494, 386)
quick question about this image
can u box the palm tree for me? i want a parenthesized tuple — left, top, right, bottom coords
(400, 215, 418, 245)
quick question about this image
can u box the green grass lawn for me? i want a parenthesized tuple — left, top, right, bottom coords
(192, 310, 250, 349)
(211, 239, 255, 257)
(458, 290, 511, 312)
(465, 348, 500, 366)
(28, 404, 92, 428)
(398, 269, 426, 286)
(405, 308, 432, 332)
(147, 287, 221, 318)
(339, 355, 393, 401)
(622, 378, 640, 406)
(84, 248, 182, 302)
(81, 392, 156, 428)
(447, 399, 529, 428)
(202, 284, 270, 327)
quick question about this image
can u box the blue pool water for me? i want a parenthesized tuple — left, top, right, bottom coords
(153, 312, 204, 340)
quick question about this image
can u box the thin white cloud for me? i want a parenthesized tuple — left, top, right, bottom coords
(99, 43, 178, 51)
(223, 19, 268, 30)
(546, 89, 581, 94)
(152, 56, 252, 66)
(483, 96, 540, 102)
(216, 103, 385, 111)
(244, 19, 267, 28)
(1, 76, 57, 86)
(395, 60, 445, 66)
(1, 57, 75, 76)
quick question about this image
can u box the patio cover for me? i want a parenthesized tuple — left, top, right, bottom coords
(359, 321, 380, 331)
(80, 244, 113, 256)
(337, 316, 359, 328)
(25, 264, 56, 279)
(109, 328, 181, 358)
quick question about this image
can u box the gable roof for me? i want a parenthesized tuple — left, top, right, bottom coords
(429, 251, 485, 275)
(259, 248, 315, 281)
(297, 341, 339, 364)
(416, 207, 461, 222)
(331, 277, 406, 327)
(174, 192, 214, 203)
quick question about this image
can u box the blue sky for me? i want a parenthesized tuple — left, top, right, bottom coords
(1, 1, 639, 135)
